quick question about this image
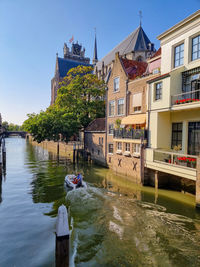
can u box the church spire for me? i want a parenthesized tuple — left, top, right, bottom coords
(92, 29, 98, 64)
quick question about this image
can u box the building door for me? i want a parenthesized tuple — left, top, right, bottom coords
(188, 122, 200, 155)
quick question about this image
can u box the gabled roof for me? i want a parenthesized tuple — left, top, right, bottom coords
(85, 118, 105, 132)
(121, 58, 148, 80)
(96, 26, 152, 70)
(57, 57, 91, 78)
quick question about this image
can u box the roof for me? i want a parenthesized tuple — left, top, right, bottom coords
(85, 118, 105, 132)
(150, 47, 161, 59)
(57, 57, 91, 78)
(147, 73, 170, 83)
(121, 58, 148, 80)
(157, 10, 200, 40)
(96, 26, 152, 70)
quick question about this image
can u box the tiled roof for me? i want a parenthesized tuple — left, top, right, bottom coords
(150, 47, 161, 59)
(121, 58, 148, 80)
(85, 118, 105, 132)
(147, 73, 170, 83)
(96, 26, 153, 70)
(58, 57, 91, 78)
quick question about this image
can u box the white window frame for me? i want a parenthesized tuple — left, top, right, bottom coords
(133, 93, 142, 113)
(117, 142, 122, 150)
(133, 143, 140, 157)
(108, 143, 114, 154)
(114, 77, 120, 92)
(155, 82, 162, 101)
(192, 34, 200, 61)
(109, 100, 115, 117)
(117, 98, 125, 116)
(174, 43, 184, 68)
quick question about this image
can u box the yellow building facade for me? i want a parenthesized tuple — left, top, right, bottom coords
(146, 10, 200, 181)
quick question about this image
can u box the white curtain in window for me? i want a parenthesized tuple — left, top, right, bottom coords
(133, 93, 142, 107)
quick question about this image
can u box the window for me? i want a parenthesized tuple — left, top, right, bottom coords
(114, 77, 119, 92)
(174, 43, 184, 67)
(125, 143, 130, 152)
(188, 122, 200, 155)
(98, 150, 100, 155)
(117, 98, 124, 115)
(133, 143, 140, 154)
(99, 137, 103, 145)
(108, 144, 113, 154)
(133, 93, 142, 113)
(117, 142, 122, 150)
(171, 123, 182, 149)
(109, 100, 115, 116)
(155, 82, 162, 100)
(192, 35, 200, 61)
(108, 124, 114, 135)
(153, 68, 160, 74)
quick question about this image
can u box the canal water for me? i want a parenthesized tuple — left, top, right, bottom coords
(0, 137, 200, 267)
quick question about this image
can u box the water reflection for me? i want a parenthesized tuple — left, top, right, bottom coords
(1, 138, 200, 266)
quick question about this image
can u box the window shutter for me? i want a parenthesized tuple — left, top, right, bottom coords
(133, 93, 142, 107)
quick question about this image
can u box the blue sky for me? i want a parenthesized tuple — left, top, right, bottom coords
(0, 0, 200, 124)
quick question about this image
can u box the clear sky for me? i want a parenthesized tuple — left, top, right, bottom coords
(0, 0, 200, 125)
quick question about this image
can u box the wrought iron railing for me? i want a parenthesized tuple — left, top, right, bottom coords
(153, 149, 197, 169)
(113, 129, 147, 140)
(172, 89, 200, 106)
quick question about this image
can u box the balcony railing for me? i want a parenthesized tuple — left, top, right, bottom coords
(113, 129, 147, 140)
(172, 89, 200, 106)
(154, 150, 197, 169)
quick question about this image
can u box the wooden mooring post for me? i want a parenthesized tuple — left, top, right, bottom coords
(56, 205, 69, 267)
(2, 139, 6, 169)
(0, 152, 2, 177)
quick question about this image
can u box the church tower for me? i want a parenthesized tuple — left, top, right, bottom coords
(92, 32, 98, 64)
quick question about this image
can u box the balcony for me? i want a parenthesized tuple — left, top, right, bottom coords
(154, 150, 197, 169)
(172, 89, 200, 107)
(145, 148, 197, 181)
(113, 129, 147, 140)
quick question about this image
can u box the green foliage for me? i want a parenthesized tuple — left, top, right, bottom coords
(115, 119, 121, 129)
(23, 65, 106, 143)
(2, 121, 23, 131)
(55, 65, 106, 128)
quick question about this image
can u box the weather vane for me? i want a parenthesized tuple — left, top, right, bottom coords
(139, 10, 142, 26)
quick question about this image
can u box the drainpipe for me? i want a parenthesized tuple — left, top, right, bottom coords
(147, 83, 151, 147)
(105, 87, 108, 165)
(125, 79, 129, 116)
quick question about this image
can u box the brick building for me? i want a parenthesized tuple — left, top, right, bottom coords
(84, 118, 106, 165)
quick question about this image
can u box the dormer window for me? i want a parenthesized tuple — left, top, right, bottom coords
(114, 77, 119, 92)
(174, 43, 184, 68)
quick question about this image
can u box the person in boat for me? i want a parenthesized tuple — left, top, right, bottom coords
(73, 173, 83, 185)
(76, 173, 83, 187)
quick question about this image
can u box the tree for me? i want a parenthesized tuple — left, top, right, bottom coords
(2, 121, 23, 131)
(2, 121, 9, 131)
(55, 65, 106, 128)
(23, 65, 106, 143)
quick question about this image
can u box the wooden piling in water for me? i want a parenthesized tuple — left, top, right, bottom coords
(2, 140, 6, 169)
(56, 205, 69, 267)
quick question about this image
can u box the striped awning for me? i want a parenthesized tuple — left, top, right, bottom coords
(121, 114, 146, 125)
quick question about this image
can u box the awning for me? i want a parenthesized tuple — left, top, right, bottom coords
(121, 114, 146, 125)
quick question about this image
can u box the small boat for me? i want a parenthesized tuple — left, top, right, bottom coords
(65, 174, 87, 189)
